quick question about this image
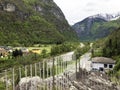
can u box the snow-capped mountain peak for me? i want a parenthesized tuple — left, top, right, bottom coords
(89, 13, 120, 21)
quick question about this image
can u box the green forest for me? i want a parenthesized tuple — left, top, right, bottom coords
(93, 28, 120, 79)
(0, 0, 77, 46)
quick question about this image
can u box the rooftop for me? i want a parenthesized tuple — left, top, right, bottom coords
(92, 57, 115, 64)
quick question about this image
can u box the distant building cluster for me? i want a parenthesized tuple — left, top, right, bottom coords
(0, 45, 44, 58)
(0, 46, 12, 58)
(0, 46, 30, 58)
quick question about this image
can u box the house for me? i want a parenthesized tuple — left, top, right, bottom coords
(30, 49, 41, 54)
(21, 48, 29, 55)
(91, 57, 115, 71)
(0, 48, 8, 57)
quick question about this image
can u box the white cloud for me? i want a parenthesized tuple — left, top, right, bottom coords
(53, 0, 120, 25)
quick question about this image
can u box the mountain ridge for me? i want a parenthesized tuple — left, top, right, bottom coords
(0, 0, 77, 46)
(72, 13, 120, 41)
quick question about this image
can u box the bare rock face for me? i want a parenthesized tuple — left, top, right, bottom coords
(18, 76, 43, 90)
(3, 3, 16, 12)
(0, 2, 16, 12)
(69, 86, 78, 90)
(72, 71, 119, 90)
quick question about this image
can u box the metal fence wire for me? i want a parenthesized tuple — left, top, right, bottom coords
(0, 54, 120, 90)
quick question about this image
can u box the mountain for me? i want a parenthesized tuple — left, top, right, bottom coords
(0, 0, 77, 46)
(88, 13, 120, 21)
(72, 13, 120, 41)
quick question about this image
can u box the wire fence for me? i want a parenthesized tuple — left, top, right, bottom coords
(0, 54, 75, 90)
(0, 53, 120, 90)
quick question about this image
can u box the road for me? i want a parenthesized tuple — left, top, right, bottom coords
(80, 52, 92, 71)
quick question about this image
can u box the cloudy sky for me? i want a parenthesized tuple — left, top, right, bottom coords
(53, 0, 120, 25)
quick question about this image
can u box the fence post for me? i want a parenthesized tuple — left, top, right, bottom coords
(5, 70, 8, 90)
(19, 67, 21, 80)
(56, 57, 58, 90)
(39, 62, 41, 78)
(43, 61, 45, 90)
(12, 68, 15, 90)
(19, 67, 21, 90)
(30, 64, 32, 77)
(25, 66, 27, 77)
(73, 53, 77, 80)
(50, 62, 52, 90)
(60, 57, 62, 73)
(46, 60, 49, 90)
(35, 63, 37, 76)
(79, 57, 80, 72)
(25, 66, 27, 90)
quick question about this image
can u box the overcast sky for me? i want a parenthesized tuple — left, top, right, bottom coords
(53, 0, 120, 25)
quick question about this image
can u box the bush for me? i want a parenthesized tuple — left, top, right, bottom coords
(75, 45, 90, 59)
(51, 42, 77, 56)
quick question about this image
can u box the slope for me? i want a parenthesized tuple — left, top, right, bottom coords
(0, 0, 77, 46)
(72, 14, 120, 41)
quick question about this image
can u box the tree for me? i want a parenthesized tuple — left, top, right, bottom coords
(12, 49, 23, 58)
(41, 49, 47, 58)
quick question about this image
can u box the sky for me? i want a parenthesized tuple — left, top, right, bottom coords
(53, 0, 120, 25)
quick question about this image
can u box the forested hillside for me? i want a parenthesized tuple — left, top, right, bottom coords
(93, 28, 120, 78)
(0, 0, 77, 46)
(72, 14, 120, 41)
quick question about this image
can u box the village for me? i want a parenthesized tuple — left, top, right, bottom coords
(0, 45, 51, 59)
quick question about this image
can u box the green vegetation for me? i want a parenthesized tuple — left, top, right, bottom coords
(0, 0, 77, 46)
(75, 43, 90, 59)
(51, 42, 79, 56)
(0, 53, 41, 72)
(0, 42, 79, 71)
(0, 42, 79, 89)
(93, 28, 120, 83)
(73, 17, 120, 41)
(102, 28, 120, 80)
(28, 44, 52, 54)
(90, 18, 120, 39)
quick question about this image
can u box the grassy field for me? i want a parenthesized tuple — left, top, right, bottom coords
(28, 45, 52, 54)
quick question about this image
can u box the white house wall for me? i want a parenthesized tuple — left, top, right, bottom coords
(92, 63, 115, 70)
(92, 63, 104, 70)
